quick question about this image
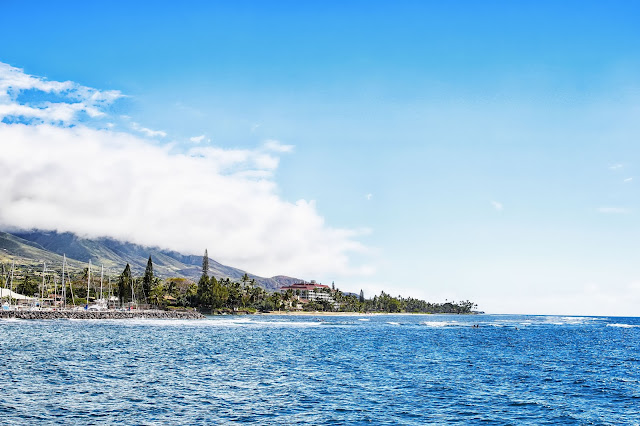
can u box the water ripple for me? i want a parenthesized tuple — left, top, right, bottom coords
(1, 314, 639, 424)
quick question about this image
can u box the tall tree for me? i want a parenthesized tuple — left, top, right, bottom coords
(209, 276, 228, 309)
(142, 255, 154, 303)
(197, 249, 210, 308)
(118, 263, 132, 306)
(359, 289, 365, 303)
(202, 249, 209, 279)
(197, 273, 211, 308)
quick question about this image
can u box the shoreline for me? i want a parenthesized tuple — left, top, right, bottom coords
(257, 311, 465, 316)
(0, 310, 476, 320)
(0, 309, 205, 320)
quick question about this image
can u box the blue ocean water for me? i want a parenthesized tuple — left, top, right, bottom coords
(1, 314, 639, 425)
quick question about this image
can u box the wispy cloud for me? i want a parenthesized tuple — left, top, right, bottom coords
(0, 62, 122, 125)
(623, 177, 633, 183)
(0, 61, 370, 278)
(491, 201, 503, 211)
(365, 193, 373, 201)
(597, 207, 630, 214)
(263, 139, 294, 153)
(187, 146, 281, 173)
(131, 122, 167, 138)
(189, 134, 206, 143)
(609, 163, 623, 170)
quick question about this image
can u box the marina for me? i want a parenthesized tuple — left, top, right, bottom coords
(0, 309, 204, 320)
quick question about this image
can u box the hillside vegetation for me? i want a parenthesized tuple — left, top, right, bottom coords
(1, 230, 299, 291)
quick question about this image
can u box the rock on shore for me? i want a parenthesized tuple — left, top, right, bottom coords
(0, 310, 205, 320)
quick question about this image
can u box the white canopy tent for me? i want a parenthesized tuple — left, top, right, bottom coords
(0, 287, 35, 300)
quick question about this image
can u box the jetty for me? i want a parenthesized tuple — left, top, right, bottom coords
(0, 309, 205, 320)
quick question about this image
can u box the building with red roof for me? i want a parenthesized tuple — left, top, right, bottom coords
(279, 280, 336, 305)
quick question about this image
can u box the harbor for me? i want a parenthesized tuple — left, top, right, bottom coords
(0, 309, 204, 320)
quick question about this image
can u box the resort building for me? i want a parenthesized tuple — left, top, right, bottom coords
(279, 280, 337, 307)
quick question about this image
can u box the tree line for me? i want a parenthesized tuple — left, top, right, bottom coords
(1, 252, 477, 314)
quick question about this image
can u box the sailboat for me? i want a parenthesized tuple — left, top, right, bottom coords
(86, 261, 107, 311)
(1, 261, 15, 310)
(1, 261, 37, 310)
(88, 264, 108, 311)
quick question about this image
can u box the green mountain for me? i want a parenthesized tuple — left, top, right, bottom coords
(0, 230, 301, 291)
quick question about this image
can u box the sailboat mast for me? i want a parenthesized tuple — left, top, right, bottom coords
(87, 260, 91, 305)
(67, 266, 75, 307)
(1, 263, 6, 307)
(62, 254, 66, 309)
(41, 262, 46, 307)
(108, 271, 112, 310)
(100, 265, 104, 301)
(9, 261, 15, 308)
(54, 273, 58, 309)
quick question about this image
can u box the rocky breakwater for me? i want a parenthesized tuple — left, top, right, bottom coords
(0, 310, 205, 320)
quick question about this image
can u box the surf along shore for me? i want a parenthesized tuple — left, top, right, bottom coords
(0, 310, 205, 320)
(258, 311, 444, 316)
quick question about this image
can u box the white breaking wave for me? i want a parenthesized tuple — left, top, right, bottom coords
(64, 317, 328, 328)
(606, 323, 638, 328)
(234, 319, 325, 328)
(493, 316, 602, 327)
(422, 321, 460, 327)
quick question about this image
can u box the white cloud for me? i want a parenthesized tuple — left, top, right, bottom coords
(131, 122, 167, 138)
(609, 163, 623, 170)
(597, 207, 630, 214)
(365, 193, 372, 201)
(0, 62, 122, 124)
(263, 139, 294, 153)
(0, 62, 73, 103)
(186, 146, 282, 174)
(624, 177, 633, 183)
(190, 134, 206, 143)
(0, 62, 371, 279)
(491, 201, 503, 211)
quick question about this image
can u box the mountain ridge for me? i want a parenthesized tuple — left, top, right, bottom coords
(0, 230, 301, 291)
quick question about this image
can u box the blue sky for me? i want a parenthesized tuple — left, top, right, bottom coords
(1, 1, 639, 315)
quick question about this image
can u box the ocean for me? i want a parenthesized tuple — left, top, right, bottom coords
(1, 314, 639, 425)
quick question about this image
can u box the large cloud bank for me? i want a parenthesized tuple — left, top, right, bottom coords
(0, 62, 371, 278)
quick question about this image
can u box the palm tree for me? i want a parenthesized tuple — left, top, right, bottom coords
(241, 273, 249, 289)
(271, 292, 282, 311)
(149, 282, 165, 308)
(281, 289, 295, 310)
(251, 286, 264, 305)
